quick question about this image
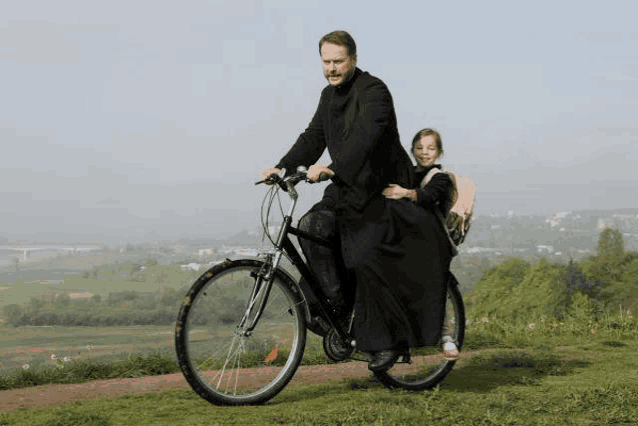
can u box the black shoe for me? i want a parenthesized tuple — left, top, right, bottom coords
(368, 350, 400, 372)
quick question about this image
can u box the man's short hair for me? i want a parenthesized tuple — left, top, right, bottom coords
(319, 30, 357, 58)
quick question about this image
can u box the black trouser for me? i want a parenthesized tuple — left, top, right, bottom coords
(298, 206, 353, 310)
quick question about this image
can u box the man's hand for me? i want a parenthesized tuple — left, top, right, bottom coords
(307, 164, 334, 183)
(259, 167, 282, 183)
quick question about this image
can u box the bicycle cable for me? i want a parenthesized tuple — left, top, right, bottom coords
(259, 181, 286, 248)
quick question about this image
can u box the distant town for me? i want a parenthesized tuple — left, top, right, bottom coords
(2, 208, 637, 273)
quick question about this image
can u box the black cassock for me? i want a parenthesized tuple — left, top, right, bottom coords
(276, 68, 455, 351)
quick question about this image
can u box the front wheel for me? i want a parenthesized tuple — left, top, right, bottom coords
(175, 259, 307, 405)
(374, 276, 466, 391)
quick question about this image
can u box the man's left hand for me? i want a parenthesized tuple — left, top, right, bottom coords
(307, 164, 335, 182)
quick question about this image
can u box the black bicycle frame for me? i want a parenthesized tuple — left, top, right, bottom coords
(276, 216, 353, 344)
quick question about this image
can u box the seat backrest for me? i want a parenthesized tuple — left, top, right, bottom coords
(422, 168, 477, 245)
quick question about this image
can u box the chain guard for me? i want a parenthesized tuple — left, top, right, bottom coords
(322, 329, 354, 362)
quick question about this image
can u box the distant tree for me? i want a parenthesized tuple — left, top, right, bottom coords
(470, 258, 531, 318)
(514, 259, 567, 320)
(54, 293, 71, 309)
(563, 258, 586, 301)
(597, 227, 625, 261)
(3, 304, 23, 325)
(609, 256, 638, 309)
(27, 296, 45, 314)
(575, 229, 630, 304)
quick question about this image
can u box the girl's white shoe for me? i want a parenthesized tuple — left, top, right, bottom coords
(443, 342, 459, 361)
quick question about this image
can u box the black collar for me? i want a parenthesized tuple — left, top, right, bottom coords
(333, 67, 362, 94)
(415, 164, 443, 174)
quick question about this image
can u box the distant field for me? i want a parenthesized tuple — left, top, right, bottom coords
(0, 325, 175, 369)
(0, 278, 186, 309)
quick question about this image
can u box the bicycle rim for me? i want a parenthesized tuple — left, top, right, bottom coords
(374, 283, 465, 391)
(175, 260, 306, 405)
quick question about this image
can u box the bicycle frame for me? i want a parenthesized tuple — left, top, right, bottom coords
(175, 170, 467, 406)
(253, 172, 355, 347)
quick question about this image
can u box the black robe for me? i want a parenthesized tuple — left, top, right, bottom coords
(276, 68, 453, 351)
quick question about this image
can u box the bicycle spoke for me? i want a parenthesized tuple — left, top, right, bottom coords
(175, 261, 306, 405)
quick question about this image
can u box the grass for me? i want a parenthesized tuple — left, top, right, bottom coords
(0, 304, 637, 424)
(1, 303, 636, 391)
(0, 347, 179, 391)
(0, 330, 332, 391)
(1, 341, 637, 425)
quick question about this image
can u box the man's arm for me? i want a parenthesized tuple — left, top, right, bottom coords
(275, 89, 328, 172)
(328, 78, 395, 186)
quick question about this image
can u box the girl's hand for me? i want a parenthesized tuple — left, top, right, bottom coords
(383, 184, 417, 201)
(383, 184, 406, 199)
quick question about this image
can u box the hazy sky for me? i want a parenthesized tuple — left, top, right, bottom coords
(2, 0, 637, 240)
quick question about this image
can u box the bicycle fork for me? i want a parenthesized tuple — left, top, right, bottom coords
(239, 191, 297, 335)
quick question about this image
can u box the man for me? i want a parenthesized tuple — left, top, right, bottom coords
(260, 31, 451, 371)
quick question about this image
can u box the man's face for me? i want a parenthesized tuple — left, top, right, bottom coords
(320, 42, 356, 87)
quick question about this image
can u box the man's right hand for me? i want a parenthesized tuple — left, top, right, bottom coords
(259, 167, 282, 183)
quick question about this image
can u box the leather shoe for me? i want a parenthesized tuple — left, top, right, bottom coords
(368, 350, 400, 372)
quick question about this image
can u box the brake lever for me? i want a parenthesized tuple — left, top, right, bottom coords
(255, 173, 283, 187)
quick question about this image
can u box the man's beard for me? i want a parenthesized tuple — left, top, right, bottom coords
(326, 64, 356, 86)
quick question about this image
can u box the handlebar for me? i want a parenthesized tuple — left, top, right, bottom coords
(255, 167, 309, 192)
(255, 167, 308, 247)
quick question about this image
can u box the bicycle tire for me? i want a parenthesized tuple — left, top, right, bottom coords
(175, 259, 307, 405)
(373, 279, 465, 391)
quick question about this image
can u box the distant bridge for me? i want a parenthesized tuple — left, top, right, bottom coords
(0, 246, 100, 262)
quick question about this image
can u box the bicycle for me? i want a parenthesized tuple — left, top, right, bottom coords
(174, 168, 466, 405)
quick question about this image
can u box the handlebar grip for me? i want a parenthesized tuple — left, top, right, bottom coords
(255, 173, 283, 186)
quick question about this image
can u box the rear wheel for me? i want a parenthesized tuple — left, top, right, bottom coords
(374, 276, 465, 391)
(175, 259, 307, 405)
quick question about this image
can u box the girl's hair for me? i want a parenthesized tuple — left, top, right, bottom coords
(411, 128, 443, 158)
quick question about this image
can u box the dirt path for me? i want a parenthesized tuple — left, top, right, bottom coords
(0, 362, 377, 412)
(0, 352, 480, 412)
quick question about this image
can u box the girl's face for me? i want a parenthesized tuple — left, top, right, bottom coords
(413, 135, 440, 167)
